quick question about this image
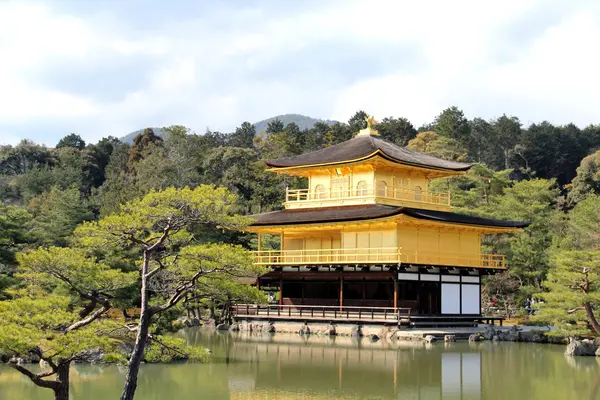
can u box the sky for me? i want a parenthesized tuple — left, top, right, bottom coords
(1, 0, 599, 146)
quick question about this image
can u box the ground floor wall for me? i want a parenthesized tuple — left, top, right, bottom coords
(259, 270, 482, 316)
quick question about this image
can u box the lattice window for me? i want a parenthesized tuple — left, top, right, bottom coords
(414, 185, 422, 201)
(356, 180, 368, 196)
(331, 176, 349, 198)
(376, 180, 388, 197)
(314, 184, 326, 199)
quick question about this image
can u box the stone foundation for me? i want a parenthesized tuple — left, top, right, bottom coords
(231, 320, 406, 339)
(230, 319, 570, 345)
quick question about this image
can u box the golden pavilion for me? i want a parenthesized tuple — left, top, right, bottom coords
(237, 117, 528, 326)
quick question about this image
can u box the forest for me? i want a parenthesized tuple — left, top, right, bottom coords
(1, 107, 600, 398)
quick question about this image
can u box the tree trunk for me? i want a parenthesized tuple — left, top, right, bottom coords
(79, 298, 97, 318)
(223, 299, 232, 325)
(122, 308, 131, 319)
(120, 252, 152, 400)
(53, 363, 70, 400)
(584, 302, 600, 335)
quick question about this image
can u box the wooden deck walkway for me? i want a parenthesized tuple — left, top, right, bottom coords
(232, 304, 504, 327)
(232, 304, 410, 325)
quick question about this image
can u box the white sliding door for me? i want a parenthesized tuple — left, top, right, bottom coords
(441, 283, 460, 314)
(461, 284, 481, 314)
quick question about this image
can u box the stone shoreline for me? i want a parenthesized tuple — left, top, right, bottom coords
(228, 320, 591, 349)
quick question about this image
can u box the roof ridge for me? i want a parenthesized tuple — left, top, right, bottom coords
(264, 132, 472, 171)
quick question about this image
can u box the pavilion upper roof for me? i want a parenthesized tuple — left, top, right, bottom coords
(265, 134, 472, 172)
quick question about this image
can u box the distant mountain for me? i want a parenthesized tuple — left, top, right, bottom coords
(120, 127, 168, 144)
(253, 114, 338, 133)
(120, 114, 338, 143)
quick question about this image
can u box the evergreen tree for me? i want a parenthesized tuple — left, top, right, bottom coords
(567, 150, 600, 206)
(266, 118, 284, 134)
(56, 133, 86, 150)
(434, 106, 471, 144)
(376, 117, 417, 146)
(29, 186, 93, 246)
(73, 186, 265, 400)
(229, 122, 256, 148)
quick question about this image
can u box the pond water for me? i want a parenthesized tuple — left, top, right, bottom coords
(1, 328, 599, 399)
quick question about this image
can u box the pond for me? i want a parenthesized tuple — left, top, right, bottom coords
(1, 328, 599, 399)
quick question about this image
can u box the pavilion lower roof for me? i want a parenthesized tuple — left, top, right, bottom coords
(248, 204, 529, 229)
(265, 135, 472, 171)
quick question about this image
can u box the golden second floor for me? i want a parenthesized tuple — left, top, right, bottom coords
(253, 219, 506, 270)
(284, 162, 453, 211)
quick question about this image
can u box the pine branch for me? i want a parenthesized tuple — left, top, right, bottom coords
(8, 363, 59, 390)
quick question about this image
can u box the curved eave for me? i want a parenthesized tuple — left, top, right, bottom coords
(265, 149, 472, 173)
(244, 205, 530, 234)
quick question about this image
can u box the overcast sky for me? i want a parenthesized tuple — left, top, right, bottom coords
(1, 0, 599, 146)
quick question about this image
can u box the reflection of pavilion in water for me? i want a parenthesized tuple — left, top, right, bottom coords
(226, 335, 482, 400)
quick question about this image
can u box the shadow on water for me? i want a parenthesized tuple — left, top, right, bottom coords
(1, 328, 600, 399)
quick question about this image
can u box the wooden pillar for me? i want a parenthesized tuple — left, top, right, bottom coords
(393, 278, 398, 311)
(362, 278, 366, 302)
(257, 232, 262, 251)
(416, 281, 421, 314)
(279, 277, 283, 305)
(339, 276, 344, 311)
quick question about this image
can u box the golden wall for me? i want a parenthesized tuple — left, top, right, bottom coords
(283, 227, 479, 254)
(397, 225, 481, 264)
(308, 168, 429, 196)
(309, 170, 374, 195)
(373, 169, 428, 194)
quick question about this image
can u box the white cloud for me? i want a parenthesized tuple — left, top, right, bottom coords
(331, 0, 600, 126)
(0, 2, 169, 126)
(1, 0, 600, 145)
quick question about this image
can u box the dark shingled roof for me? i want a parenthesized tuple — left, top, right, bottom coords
(250, 205, 529, 228)
(265, 135, 472, 171)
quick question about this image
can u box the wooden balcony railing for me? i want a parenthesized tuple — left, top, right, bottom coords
(285, 185, 451, 207)
(232, 304, 411, 324)
(400, 250, 506, 269)
(252, 248, 506, 269)
(253, 247, 401, 265)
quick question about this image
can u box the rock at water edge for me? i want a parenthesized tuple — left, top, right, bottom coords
(216, 323, 230, 331)
(351, 325, 363, 338)
(565, 339, 597, 356)
(425, 335, 436, 343)
(468, 334, 482, 342)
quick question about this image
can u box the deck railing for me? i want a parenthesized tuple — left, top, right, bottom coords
(252, 248, 505, 269)
(400, 250, 506, 269)
(232, 304, 411, 323)
(253, 247, 401, 265)
(285, 185, 450, 207)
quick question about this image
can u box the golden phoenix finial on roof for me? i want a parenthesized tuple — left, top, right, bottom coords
(364, 114, 376, 129)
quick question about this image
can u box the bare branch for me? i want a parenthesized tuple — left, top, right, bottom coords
(147, 220, 172, 252)
(150, 270, 204, 314)
(146, 256, 178, 280)
(28, 348, 58, 372)
(65, 302, 110, 333)
(148, 334, 187, 358)
(8, 363, 59, 390)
